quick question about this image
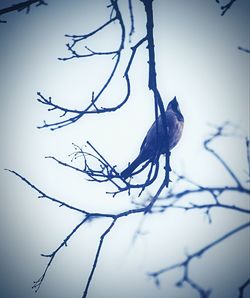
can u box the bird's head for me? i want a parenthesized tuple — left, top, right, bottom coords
(167, 96, 179, 111)
(167, 97, 184, 121)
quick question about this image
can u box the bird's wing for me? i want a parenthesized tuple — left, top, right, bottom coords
(140, 111, 176, 153)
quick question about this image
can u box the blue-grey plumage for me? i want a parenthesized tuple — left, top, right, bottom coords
(121, 97, 184, 179)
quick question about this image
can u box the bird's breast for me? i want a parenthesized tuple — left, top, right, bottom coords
(168, 119, 184, 150)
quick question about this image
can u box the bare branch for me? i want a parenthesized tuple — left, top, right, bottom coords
(204, 123, 243, 188)
(149, 222, 250, 296)
(37, 13, 147, 130)
(0, 0, 47, 22)
(46, 141, 161, 196)
(246, 137, 250, 178)
(238, 278, 250, 298)
(141, 0, 171, 187)
(6, 164, 167, 296)
(32, 217, 89, 292)
(238, 46, 250, 54)
(216, 0, 238, 16)
(7, 122, 250, 297)
(82, 219, 117, 298)
(37, 0, 132, 130)
(128, 0, 135, 40)
(5, 169, 89, 215)
(5, 0, 249, 296)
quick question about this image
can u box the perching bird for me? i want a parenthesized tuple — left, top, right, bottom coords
(121, 97, 184, 179)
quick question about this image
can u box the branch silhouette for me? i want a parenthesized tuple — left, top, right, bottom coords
(6, 123, 250, 297)
(36, 0, 172, 190)
(139, 122, 250, 298)
(36, 0, 148, 131)
(6, 167, 168, 297)
(4, 0, 249, 297)
(239, 278, 250, 298)
(0, 0, 47, 23)
(216, 0, 249, 53)
(215, 0, 238, 16)
(149, 222, 250, 297)
(238, 46, 250, 54)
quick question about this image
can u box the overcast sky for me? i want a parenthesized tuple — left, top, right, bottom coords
(0, 1, 249, 298)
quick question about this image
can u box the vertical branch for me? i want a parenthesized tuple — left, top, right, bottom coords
(128, 0, 135, 40)
(141, 0, 170, 186)
(246, 138, 250, 178)
(238, 278, 250, 298)
(82, 219, 117, 298)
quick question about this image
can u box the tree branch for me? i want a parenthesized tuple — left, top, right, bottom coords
(238, 278, 250, 298)
(149, 222, 250, 297)
(141, 0, 171, 187)
(204, 123, 243, 188)
(82, 219, 117, 298)
(7, 122, 250, 297)
(216, 0, 238, 16)
(238, 46, 250, 54)
(37, 0, 134, 130)
(0, 0, 47, 22)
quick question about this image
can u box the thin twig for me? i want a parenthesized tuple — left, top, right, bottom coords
(149, 222, 250, 295)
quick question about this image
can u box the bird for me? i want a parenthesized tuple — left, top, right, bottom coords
(120, 97, 184, 179)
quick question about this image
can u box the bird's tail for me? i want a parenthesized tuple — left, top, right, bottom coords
(121, 155, 144, 179)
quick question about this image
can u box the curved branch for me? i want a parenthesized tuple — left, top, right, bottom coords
(149, 222, 250, 296)
(204, 123, 243, 188)
(238, 278, 250, 298)
(0, 0, 47, 22)
(37, 11, 147, 130)
(7, 123, 250, 297)
(6, 166, 167, 296)
(32, 217, 89, 292)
